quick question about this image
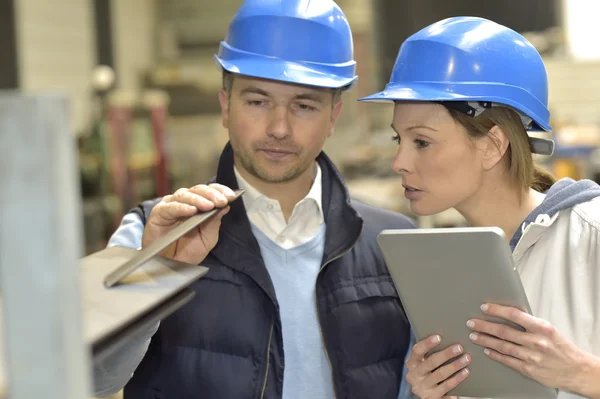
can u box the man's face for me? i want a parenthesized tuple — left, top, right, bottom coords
(219, 75, 343, 184)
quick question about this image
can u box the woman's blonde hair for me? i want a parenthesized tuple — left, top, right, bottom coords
(447, 106, 556, 195)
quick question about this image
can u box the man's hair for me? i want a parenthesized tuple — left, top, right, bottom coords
(222, 71, 346, 104)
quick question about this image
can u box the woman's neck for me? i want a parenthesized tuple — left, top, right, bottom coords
(456, 181, 546, 241)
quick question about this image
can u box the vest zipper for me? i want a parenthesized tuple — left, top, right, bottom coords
(259, 320, 275, 399)
(315, 225, 364, 399)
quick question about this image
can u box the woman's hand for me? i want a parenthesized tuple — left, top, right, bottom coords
(405, 334, 471, 399)
(468, 303, 599, 395)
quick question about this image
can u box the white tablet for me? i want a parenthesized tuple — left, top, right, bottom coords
(378, 227, 557, 398)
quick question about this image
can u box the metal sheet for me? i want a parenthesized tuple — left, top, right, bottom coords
(103, 188, 244, 288)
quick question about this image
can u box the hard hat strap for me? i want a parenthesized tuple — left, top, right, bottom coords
(438, 101, 554, 155)
(439, 101, 533, 131)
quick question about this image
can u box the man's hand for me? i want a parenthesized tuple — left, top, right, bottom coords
(141, 183, 237, 264)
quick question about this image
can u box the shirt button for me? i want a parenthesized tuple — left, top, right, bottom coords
(267, 204, 274, 210)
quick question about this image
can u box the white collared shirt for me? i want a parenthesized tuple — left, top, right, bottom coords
(234, 163, 324, 249)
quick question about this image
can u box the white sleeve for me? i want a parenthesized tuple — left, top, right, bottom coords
(92, 212, 160, 397)
(588, 220, 600, 355)
(106, 212, 146, 249)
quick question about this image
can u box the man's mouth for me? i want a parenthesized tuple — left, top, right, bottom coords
(259, 148, 296, 160)
(261, 148, 294, 154)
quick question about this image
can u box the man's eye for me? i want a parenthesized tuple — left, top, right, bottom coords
(247, 100, 264, 106)
(391, 135, 400, 143)
(297, 103, 317, 112)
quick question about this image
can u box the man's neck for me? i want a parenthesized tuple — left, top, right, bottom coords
(456, 181, 545, 242)
(235, 162, 316, 221)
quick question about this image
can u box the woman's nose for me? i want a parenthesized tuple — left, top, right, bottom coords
(391, 146, 412, 175)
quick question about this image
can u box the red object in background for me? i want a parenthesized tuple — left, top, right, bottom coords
(107, 105, 133, 229)
(150, 105, 170, 197)
(106, 93, 171, 231)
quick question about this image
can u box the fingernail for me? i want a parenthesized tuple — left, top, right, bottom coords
(481, 304, 489, 312)
(484, 348, 491, 356)
(452, 345, 462, 354)
(225, 187, 236, 197)
(431, 335, 441, 344)
(460, 355, 470, 364)
(469, 333, 478, 341)
(461, 368, 470, 376)
(466, 320, 475, 329)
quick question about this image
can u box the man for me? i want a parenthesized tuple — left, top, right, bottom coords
(93, 1, 415, 398)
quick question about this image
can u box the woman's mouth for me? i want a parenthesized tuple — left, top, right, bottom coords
(403, 184, 424, 200)
(403, 184, 421, 192)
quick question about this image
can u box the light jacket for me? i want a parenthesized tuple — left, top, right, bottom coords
(511, 199, 600, 399)
(400, 178, 600, 399)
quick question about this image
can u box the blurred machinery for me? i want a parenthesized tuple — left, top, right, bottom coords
(551, 123, 600, 181)
(78, 65, 172, 253)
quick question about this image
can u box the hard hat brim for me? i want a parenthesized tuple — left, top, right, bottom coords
(358, 82, 551, 132)
(215, 55, 357, 90)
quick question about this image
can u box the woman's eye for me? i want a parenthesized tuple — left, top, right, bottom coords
(415, 139, 430, 149)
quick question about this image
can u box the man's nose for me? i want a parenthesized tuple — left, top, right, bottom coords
(267, 106, 291, 139)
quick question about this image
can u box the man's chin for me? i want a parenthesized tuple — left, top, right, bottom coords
(252, 164, 303, 184)
(256, 171, 298, 184)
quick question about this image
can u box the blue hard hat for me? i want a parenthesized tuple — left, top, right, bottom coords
(215, 0, 357, 89)
(359, 16, 551, 132)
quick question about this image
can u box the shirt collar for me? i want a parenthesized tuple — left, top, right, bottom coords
(233, 163, 323, 216)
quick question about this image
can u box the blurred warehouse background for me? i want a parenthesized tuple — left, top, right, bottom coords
(2, 0, 599, 254)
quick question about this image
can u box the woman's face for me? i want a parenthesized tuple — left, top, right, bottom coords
(391, 102, 487, 216)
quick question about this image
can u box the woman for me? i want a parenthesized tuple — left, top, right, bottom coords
(360, 16, 600, 399)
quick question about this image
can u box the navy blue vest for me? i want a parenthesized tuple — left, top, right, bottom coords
(124, 144, 415, 398)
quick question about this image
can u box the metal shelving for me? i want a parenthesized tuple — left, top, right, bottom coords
(0, 92, 91, 398)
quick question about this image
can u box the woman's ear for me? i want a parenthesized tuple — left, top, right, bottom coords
(481, 125, 510, 171)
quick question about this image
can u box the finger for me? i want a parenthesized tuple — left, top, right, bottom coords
(194, 207, 230, 249)
(433, 367, 470, 398)
(419, 344, 465, 375)
(484, 348, 527, 374)
(406, 335, 442, 370)
(467, 318, 529, 346)
(188, 185, 230, 207)
(213, 206, 230, 221)
(155, 201, 198, 222)
(184, 206, 230, 238)
(166, 188, 220, 211)
(424, 354, 471, 387)
(480, 304, 550, 335)
(200, 206, 230, 229)
(469, 332, 536, 362)
(208, 183, 237, 199)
